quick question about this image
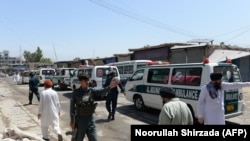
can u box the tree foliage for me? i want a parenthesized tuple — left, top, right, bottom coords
(23, 47, 44, 62)
(40, 57, 52, 63)
(23, 51, 32, 62)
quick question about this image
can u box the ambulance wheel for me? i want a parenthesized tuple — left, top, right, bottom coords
(134, 96, 145, 111)
(58, 83, 63, 90)
(72, 85, 76, 91)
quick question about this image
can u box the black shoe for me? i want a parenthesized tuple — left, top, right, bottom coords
(108, 113, 111, 121)
(42, 137, 49, 141)
(29, 102, 32, 105)
(58, 134, 63, 141)
(111, 114, 115, 120)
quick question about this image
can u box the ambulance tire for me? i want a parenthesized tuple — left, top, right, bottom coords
(134, 96, 145, 111)
(58, 82, 62, 90)
(72, 85, 76, 92)
(187, 104, 198, 125)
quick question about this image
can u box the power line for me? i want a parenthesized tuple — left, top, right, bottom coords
(213, 24, 250, 38)
(0, 17, 35, 47)
(90, 0, 250, 46)
(90, 0, 201, 38)
(223, 27, 250, 42)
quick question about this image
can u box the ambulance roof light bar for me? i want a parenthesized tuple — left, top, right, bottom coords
(146, 61, 170, 65)
(203, 57, 232, 64)
(203, 58, 209, 64)
(226, 57, 232, 64)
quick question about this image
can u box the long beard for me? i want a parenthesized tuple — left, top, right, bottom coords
(214, 83, 221, 90)
(162, 100, 166, 105)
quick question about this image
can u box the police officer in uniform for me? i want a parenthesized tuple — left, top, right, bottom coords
(70, 73, 119, 141)
(103, 70, 125, 121)
(28, 72, 40, 104)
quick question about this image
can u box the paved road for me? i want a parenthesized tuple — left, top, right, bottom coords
(3, 77, 155, 141)
(226, 87, 250, 124)
(2, 76, 250, 140)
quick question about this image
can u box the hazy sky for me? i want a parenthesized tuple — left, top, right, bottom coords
(0, 0, 250, 62)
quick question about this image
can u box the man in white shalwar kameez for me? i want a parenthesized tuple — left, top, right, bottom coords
(197, 72, 250, 125)
(13, 72, 17, 84)
(38, 79, 63, 141)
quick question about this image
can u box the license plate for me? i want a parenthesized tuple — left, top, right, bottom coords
(226, 105, 234, 111)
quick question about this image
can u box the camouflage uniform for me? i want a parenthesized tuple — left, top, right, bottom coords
(70, 86, 109, 141)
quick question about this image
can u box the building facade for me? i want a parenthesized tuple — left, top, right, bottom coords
(0, 50, 22, 66)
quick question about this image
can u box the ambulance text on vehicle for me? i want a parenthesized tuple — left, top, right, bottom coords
(125, 59, 244, 123)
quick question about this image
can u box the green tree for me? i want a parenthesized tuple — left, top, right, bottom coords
(23, 51, 32, 63)
(40, 57, 52, 64)
(34, 47, 43, 62)
(23, 46, 43, 62)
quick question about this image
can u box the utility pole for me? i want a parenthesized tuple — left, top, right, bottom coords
(52, 45, 57, 62)
(20, 45, 22, 64)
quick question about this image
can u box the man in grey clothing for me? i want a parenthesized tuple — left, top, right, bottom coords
(158, 87, 193, 125)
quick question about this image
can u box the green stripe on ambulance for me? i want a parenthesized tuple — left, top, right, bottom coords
(131, 85, 200, 100)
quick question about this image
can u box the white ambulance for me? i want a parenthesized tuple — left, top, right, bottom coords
(70, 65, 120, 91)
(125, 59, 245, 123)
(105, 60, 169, 86)
(36, 68, 56, 86)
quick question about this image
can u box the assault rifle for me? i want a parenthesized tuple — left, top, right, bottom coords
(71, 116, 78, 141)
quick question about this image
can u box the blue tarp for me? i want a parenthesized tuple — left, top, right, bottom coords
(13, 65, 28, 70)
(103, 57, 117, 64)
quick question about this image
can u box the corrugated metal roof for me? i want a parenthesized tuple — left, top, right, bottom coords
(114, 53, 132, 56)
(128, 43, 189, 52)
(171, 43, 207, 50)
(208, 49, 250, 62)
(187, 39, 214, 44)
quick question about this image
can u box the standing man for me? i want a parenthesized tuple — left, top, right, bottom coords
(29, 72, 40, 104)
(70, 73, 119, 141)
(16, 71, 21, 84)
(197, 72, 250, 125)
(158, 87, 193, 125)
(13, 71, 18, 84)
(38, 79, 63, 141)
(103, 70, 125, 121)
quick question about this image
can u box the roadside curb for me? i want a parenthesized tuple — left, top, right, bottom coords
(16, 101, 58, 140)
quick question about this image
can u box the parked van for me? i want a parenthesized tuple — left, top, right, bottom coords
(21, 69, 38, 84)
(47, 68, 76, 90)
(36, 68, 56, 85)
(21, 71, 31, 84)
(125, 59, 245, 123)
(105, 60, 169, 86)
(70, 65, 120, 97)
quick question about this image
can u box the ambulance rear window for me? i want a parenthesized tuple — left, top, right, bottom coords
(213, 66, 241, 82)
(42, 70, 55, 75)
(171, 67, 202, 86)
(23, 72, 30, 76)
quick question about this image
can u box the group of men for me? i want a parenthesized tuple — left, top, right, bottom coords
(158, 72, 250, 125)
(28, 72, 63, 141)
(26, 70, 250, 141)
(28, 70, 124, 141)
